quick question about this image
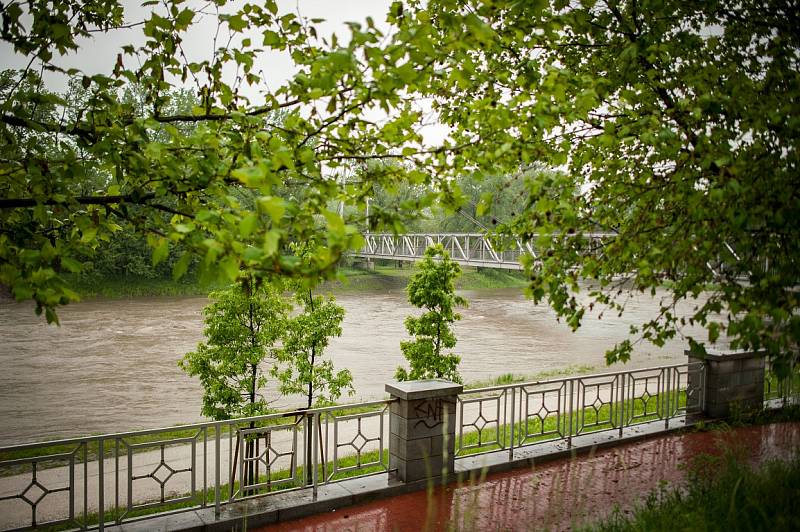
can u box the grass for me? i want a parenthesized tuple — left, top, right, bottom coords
(0, 425, 231, 477)
(0, 366, 595, 471)
(455, 389, 689, 457)
(764, 369, 800, 402)
(65, 274, 228, 299)
(0, 402, 379, 476)
(66, 263, 528, 300)
(25, 386, 685, 530)
(585, 452, 800, 532)
(464, 364, 597, 390)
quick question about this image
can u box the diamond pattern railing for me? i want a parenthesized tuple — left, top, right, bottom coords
(455, 363, 706, 460)
(0, 400, 392, 531)
(3, 359, 795, 530)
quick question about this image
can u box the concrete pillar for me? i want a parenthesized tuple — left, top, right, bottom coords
(385, 379, 462, 483)
(353, 259, 375, 271)
(686, 349, 765, 418)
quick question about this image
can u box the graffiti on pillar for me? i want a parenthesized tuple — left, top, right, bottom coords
(413, 398, 454, 429)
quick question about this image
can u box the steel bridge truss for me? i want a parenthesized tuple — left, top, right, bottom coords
(354, 232, 761, 278)
(354, 233, 611, 270)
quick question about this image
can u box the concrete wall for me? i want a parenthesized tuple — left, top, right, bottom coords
(687, 349, 765, 418)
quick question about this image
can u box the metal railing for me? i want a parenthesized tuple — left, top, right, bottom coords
(454, 363, 705, 460)
(0, 399, 392, 531)
(765, 356, 799, 405)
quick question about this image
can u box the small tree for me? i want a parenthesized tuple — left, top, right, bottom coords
(274, 286, 353, 408)
(396, 244, 467, 383)
(273, 283, 352, 483)
(179, 276, 288, 492)
(179, 277, 288, 420)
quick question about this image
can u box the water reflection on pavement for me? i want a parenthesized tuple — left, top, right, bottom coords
(263, 422, 800, 532)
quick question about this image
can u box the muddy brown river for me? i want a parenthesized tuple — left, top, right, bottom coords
(0, 287, 712, 445)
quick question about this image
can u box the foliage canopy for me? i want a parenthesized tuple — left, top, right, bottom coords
(273, 285, 352, 408)
(399, 0, 800, 369)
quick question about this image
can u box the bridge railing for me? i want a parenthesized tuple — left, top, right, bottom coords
(0, 399, 392, 531)
(354, 232, 616, 270)
(454, 363, 706, 460)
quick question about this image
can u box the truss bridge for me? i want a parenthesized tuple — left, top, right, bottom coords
(353, 233, 612, 271)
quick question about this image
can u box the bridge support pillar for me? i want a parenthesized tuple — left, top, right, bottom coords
(352, 259, 375, 271)
(386, 379, 462, 483)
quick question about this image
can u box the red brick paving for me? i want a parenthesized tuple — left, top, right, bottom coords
(257, 422, 800, 531)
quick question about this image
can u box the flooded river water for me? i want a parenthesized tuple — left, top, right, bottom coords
(0, 287, 711, 445)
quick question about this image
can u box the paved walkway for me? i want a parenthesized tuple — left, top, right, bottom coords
(261, 421, 800, 531)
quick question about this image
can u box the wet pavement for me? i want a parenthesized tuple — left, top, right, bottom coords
(260, 422, 800, 532)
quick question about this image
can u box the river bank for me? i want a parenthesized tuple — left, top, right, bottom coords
(64, 263, 528, 300)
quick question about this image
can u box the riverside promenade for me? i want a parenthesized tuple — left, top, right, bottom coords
(263, 421, 800, 531)
(1, 351, 793, 531)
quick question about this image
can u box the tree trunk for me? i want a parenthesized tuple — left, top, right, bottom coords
(305, 288, 316, 485)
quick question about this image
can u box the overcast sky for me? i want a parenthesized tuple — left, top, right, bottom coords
(0, 0, 453, 145)
(1, 0, 394, 92)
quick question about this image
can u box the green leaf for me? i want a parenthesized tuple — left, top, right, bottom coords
(60, 257, 83, 273)
(172, 253, 192, 280)
(263, 230, 280, 256)
(258, 196, 286, 223)
(219, 255, 240, 281)
(152, 239, 169, 267)
(239, 213, 259, 238)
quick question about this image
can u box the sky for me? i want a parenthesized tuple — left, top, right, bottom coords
(0, 0, 452, 145)
(1, 0, 394, 92)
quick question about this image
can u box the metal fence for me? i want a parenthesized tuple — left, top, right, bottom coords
(0, 400, 392, 531)
(454, 363, 706, 460)
(765, 356, 799, 405)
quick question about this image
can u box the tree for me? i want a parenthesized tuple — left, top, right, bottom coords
(273, 281, 352, 484)
(5, 0, 799, 374)
(0, 0, 442, 322)
(396, 0, 800, 373)
(179, 276, 288, 420)
(273, 287, 352, 408)
(179, 275, 289, 494)
(396, 244, 467, 383)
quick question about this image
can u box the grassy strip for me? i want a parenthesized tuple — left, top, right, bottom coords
(0, 426, 230, 476)
(1, 366, 588, 471)
(464, 364, 597, 390)
(455, 390, 688, 457)
(66, 264, 527, 300)
(764, 370, 800, 401)
(65, 274, 227, 299)
(585, 453, 800, 531)
(0, 401, 383, 475)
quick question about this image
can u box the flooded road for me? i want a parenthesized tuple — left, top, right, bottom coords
(0, 286, 711, 445)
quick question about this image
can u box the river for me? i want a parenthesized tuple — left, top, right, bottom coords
(0, 286, 713, 446)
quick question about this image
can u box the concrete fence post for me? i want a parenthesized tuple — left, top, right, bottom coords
(686, 349, 765, 418)
(385, 379, 463, 483)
